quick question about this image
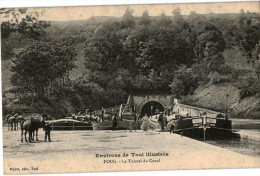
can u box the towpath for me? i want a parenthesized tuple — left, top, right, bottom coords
(3, 127, 260, 174)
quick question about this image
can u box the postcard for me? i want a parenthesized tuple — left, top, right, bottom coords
(1, 1, 260, 175)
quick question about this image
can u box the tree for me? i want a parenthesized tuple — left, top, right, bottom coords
(188, 11, 207, 26)
(238, 10, 260, 61)
(251, 41, 260, 62)
(121, 7, 135, 28)
(11, 41, 77, 103)
(169, 78, 185, 98)
(204, 42, 225, 72)
(194, 24, 226, 72)
(1, 8, 50, 60)
(172, 8, 183, 26)
(139, 10, 150, 25)
(1, 8, 50, 40)
(1, 40, 15, 60)
(85, 21, 122, 73)
(254, 61, 260, 80)
(136, 26, 194, 74)
(169, 65, 199, 97)
(157, 13, 172, 27)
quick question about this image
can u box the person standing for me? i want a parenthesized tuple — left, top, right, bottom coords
(133, 106, 138, 131)
(101, 107, 105, 122)
(163, 113, 167, 130)
(141, 113, 149, 131)
(43, 121, 51, 142)
(170, 120, 176, 134)
(158, 112, 164, 131)
(112, 112, 117, 131)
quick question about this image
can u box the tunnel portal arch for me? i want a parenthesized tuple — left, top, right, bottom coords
(127, 94, 175, 117)
(140, 101, 164, 117)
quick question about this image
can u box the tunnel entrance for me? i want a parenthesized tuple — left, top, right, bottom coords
(141, 101, 164, 117)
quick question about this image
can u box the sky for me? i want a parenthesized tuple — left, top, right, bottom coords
(21, 1, 260, 21)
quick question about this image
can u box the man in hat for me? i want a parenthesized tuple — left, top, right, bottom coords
(43, 121, 52, 142)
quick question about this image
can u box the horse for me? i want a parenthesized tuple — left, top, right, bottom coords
(14, 115, 24, 130)
(21, 117, 44, 142)
(31, 118, 44, 141)
(7, 116, 18, 130)
(5, 114, 11, 122)
(21, 118, 33, 142)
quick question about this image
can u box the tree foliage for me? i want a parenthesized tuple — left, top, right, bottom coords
(1, 8, 50, 61)
(4, 7, 260, 117)
(11, 41, 77, 103)
(1, 8, 50, 40)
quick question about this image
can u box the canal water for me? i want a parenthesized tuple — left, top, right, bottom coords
(203, 119, 260, 158)
(205, 130, 260, 158)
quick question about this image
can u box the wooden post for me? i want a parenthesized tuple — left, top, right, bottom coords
(202, 115, 207, 141)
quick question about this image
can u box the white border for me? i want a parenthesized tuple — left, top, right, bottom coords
(0, 0, 258, 8)
(0, 0, 259, 176)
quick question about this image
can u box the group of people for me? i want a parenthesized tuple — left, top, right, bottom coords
(140, 111, 168, 131)
(88, 106, 170, 132)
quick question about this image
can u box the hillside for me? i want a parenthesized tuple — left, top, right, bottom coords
(1, 10, 260, 119)
(182, 47, 260, 118)
(3, 44, 259, 118)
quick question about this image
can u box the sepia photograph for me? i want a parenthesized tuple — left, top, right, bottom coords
(1, 1, 260, 175)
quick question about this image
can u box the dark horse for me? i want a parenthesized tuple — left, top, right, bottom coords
(31, 118, 44, 141)
(21, 117, 44, 143)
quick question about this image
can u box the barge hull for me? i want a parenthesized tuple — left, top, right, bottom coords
(173, 127, 233, 139)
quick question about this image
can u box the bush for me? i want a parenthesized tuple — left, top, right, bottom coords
(169, 78, 185, 98)
(208, 72, 233, 84)
(169, 65, 200, 97)
(239, 79, 260, 100)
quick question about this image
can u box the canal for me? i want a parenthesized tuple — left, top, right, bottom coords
(205, 130, 260, 157)
(204, 118, 260, 158)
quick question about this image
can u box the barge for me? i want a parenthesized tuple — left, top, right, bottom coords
(48, 119, 93, 130)
(168, 115, 232, 139)
(149, 112, 232, 140)
(172, 116, 232, 139)
(93, 104, 142, 130)
(93, 119, 142, 130)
